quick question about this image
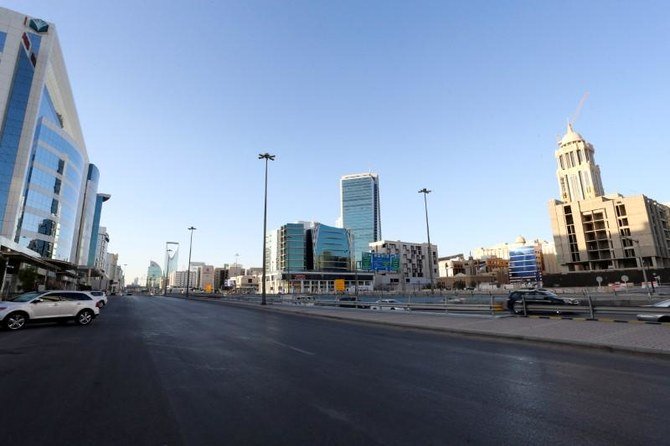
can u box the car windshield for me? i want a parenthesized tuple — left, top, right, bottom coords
(9, 292, 42, 302)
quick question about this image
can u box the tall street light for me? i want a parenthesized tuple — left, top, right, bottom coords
(418, 188, 434, 294)
(259, 152, 276, 305)
(186, 226, 197, 298)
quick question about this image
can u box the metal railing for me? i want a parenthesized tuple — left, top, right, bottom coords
(163, 292, 670, 320)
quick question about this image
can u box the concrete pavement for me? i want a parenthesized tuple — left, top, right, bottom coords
(182, 295, 670, 357)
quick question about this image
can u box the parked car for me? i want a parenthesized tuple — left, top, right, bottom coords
(636, 298, 670, 323)
(507, 289, 580, 315)
(337, 296, 370, 309)
(0, 290, 101, 330)
(89, 290, 107, 307)
(371, 299, 409, 311)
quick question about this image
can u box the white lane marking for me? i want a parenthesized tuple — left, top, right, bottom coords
(268, 340, 315, 356)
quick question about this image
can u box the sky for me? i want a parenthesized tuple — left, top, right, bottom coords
(6, 0, 670, 283)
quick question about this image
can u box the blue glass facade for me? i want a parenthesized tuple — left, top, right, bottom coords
(88, 192, 109, 267)
(308, 223, 352, 272)
(341, 174, 381, 263)
(282, 223, 305, 272)
(0, 9, 98, 268)
(17, 113, 86, 260)
(74, 164, 100, 265)
(0, 44, 37, 227)
(509, 246, 541, 284)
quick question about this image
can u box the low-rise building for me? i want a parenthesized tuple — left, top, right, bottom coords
(368, 240, 438, 291)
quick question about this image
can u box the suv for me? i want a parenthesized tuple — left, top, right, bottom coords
(507, 289, 579, 315)
(89, 290, 108, 307)
(0, 290, 101, 331)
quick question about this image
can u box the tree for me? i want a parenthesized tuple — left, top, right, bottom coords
(18, 266, 39, 291)
(453, 280, 466, 290)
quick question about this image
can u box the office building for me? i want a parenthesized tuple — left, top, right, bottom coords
(265, 221, 372, 294)
(169, 270, 197, 289)
(369, 240, 438, 291)
(146, 261, 162, 289)
(0, 8, 103, 264)
(340, 173, 382, 262)
(547, 124, 670, 283)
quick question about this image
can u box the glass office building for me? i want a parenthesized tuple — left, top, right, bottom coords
(307, 223, 352, 271)
(281, 223, 306, 273)
(340, 173, 382, 263)
(0, 8, 105, 263)
(509, 246, 541, 284)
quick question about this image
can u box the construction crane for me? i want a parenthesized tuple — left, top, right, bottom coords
(570, 91, 589, 126)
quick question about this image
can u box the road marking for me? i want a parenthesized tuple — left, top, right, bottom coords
(268, 340, 315, 356)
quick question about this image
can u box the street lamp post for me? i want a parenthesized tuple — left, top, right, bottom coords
(418, 188, 434, 294)
(259, 152, 275, 305)
(185, 226, 196, 298)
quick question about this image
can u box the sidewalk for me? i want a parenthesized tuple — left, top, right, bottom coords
(185, 296, 670, 357)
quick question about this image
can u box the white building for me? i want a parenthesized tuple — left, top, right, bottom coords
(169, 270, 197, 288)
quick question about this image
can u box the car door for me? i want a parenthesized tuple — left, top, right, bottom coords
(30, 292, 63, 319)
(57, 292, 83, 317)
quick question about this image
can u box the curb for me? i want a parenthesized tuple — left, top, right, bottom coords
(167, 295, 670, 359)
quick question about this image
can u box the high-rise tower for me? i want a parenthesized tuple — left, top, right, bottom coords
(548, 123, 670, 276)
(340, 173, 382, 262)
(554, 124, 604, 202)
(0, 7, 104, 263)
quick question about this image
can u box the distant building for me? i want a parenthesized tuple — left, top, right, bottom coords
(437, 254, 508, 290)
(169, 270, 197, 289)
(369, 240, 438, 291)
(264, 221, 372, 294)
(146, 261, 162, 289)
(472, 236, 558, 281)
(340, 173, 382, 262)
(95, 227, 110, 272)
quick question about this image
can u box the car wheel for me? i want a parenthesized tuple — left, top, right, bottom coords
(5, 312, 27, 330)
(75, 309, 94, 326)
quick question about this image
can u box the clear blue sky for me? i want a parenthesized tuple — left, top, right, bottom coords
(7, 1, 670, 282)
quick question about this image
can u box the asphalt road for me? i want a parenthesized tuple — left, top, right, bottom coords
(1, 295, 668, 445)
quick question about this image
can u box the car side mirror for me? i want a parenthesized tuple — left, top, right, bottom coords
(32, 298, 43, 304)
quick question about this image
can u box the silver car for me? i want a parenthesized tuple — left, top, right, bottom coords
(636, 298, 670, 323)
(0, 290, 101, 330)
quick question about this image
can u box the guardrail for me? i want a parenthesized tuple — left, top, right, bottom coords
(164, 292, 670, 321)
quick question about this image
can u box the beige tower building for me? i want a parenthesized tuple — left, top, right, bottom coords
(548, 125, 670, 275)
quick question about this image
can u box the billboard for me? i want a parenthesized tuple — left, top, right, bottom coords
(361, 253, 400, 272)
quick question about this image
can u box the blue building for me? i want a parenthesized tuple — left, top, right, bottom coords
(0, 7, 107, 265)
(509, 246, 542, 285)
(265, 221, 372, 294)
(340, 173, 382, 262)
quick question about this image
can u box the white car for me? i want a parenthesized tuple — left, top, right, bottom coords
(636, 298, 670, 323)
(89, 290, 108, 307)
(371, 299, 409, 311)
(0, 290, 101, 330)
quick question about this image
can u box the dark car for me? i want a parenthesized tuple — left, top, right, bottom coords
(507, 289, 579, 315)
(337, 296, 370, 309)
